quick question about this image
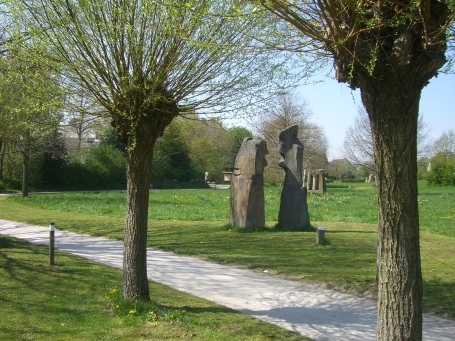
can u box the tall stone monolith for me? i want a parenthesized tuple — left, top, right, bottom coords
(230, 137, 268, 228)
(278, 125, 310, 229)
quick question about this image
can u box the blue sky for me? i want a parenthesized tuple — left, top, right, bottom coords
(229, 67, 454, 161)
(291, 71, 454, 160)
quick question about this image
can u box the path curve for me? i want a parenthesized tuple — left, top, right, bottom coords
(0, 219, 453, 341)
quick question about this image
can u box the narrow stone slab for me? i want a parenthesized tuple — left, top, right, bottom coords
(277, 125, 310, 229)
(230, 137, 268, 228)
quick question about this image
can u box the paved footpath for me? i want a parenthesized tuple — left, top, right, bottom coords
(1, 219, 454, 341)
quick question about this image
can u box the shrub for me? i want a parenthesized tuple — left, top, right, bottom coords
(61, 145, 126, 190)
(0, 178, 22, 191)
(425, 153, 455, 186)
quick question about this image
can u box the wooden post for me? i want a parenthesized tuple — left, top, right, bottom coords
(49, 222, 55, 265)
(317, 226, 325, 245)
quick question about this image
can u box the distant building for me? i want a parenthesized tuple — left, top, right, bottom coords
(325, 158, 356, 180)
(64, 137, 100, 152)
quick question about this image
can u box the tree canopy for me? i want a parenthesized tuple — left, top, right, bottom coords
(5, 0, 298, 300)
(252, 91, 328, 184)
(0, 42, 63, 195)
(433, 130, 455, 158)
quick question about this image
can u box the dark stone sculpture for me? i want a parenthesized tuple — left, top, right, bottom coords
(278, 125, 310, 229)
(230, 137, 268, 228)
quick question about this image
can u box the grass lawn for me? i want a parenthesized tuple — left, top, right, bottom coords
(0, 180, 454, 325)
(0, 235, 308, 341)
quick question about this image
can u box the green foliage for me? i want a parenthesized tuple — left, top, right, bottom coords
(0, 131, 68, 190)
(152, 119, 196, 181)
(99, 126, 127, 153)
(0, 150, 22, 183)
(188, 137, 221, 177)
(356, 166, 370, 180)
(0, 40, 64, 195)
(60, 145, 126, 189)
(425, 152, 455, 186)
(225, 126, 252, 171)
(150, 118, 251, 182)
(151, 151, 173, 181)
(181, 117, 240, 182)
(38, 134, 67, 188)
(0, 178, 21, 191)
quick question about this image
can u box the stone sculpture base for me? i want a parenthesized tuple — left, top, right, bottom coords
(230, 175, 265, 228)
(278, 186, 310, 229)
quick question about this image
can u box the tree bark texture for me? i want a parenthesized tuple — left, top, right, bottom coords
(118, 97, 179, 301)
(122, 141, 153, 301)
(0, 140, 4, 179)
(361, 76, 422, 340)
(21, 148, 29, 198)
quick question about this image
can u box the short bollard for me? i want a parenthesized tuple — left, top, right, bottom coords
(49, 222, 55, 265)
(317, 226, 325, 245)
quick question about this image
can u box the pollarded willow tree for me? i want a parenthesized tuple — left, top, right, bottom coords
(258, 1, 454, 340)
(7, 0, 298, 300)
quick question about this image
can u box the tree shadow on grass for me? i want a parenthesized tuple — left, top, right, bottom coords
(423, 279, 455, 319)
(162, 304, 240, 315)
(220, 224, 317, 234)
(0, 235, 31, 248)
(271, 224, 317, 233)
(328, 230, 377, 234)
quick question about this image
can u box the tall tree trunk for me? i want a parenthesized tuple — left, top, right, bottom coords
(119, 97, 179, 301)
(122, 136, 154, 301)
(21, 147, 30, 198)
(0, 139, 4, 179)
(361, 76, 422, 340)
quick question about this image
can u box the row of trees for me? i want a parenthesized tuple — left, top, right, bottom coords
(0, 113, 254, 191)
(1, 77, 332, 190)
(342, 108, 455, 184)
(151, 117, 253, 183)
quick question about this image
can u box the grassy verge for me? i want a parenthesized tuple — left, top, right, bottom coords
(1, 193, 454, 318)
(0, 235, 308, 341)
(5, 180, 454, 236)
(1, 181, 454, 318)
